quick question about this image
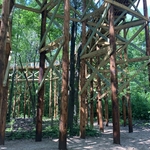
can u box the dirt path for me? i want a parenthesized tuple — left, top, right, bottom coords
(1, 123, 150, 150)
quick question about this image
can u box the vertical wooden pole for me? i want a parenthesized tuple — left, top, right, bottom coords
(0, 35, 11, 145)
(109, 5, 120, 144)
(0, 0, 12, 145)
(80, 0, 86, 139)
(68, 3, 77, 133)
(127, 87, 133, 133)
(104, 95, 109, 126)
(90, 58, 94, 128)
(122, 28, 127, 127)
(36, 0, 47, 142)
(124, 28, 133, 133)
(58, 0, 70, 149)
(54, 79, 57, 119)
(143, 0, 150, 86)
(85, 64, 88, 126)
(97, 58, 104, 132)
(24, 82, 27, 119)
(122, 95, 126, 126)
(49, 69, 52, 118)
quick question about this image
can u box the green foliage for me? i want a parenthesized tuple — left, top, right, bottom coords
(5, 118, 101, 140)
(68, 125, 101, 137)
(43, 126, 59, 138)
(131, 92, 150, 120)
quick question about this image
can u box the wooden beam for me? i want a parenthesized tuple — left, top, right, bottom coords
(81, 47, 109, 59)
(81, 4, 105, 21)
(40, 36, 64, 53)
(115, 19, 146, 30)
(40, 1, 57, 12)
(105, 0, 148, 21)
(14, 3, 41, 13)
(117, 56, 150, 64)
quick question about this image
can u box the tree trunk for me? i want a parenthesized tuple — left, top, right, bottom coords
(35, 0, 47, 142)
(59, 0, 70, 149)
(68, 17, 77, 135)
(0, 38, 11, 145)
(109, 5, 120, 144)
(90, 58, 94, 128)
(80, 0, 86, 139)
(0, 0, 13, 145)
(104, 96, 109, 126)
(54, 79, 57, 119)
(74, 45, 82, 125)
(127, 87, 133, 133)
(97, 58, 104, 132)
(7, 55, 16, 122)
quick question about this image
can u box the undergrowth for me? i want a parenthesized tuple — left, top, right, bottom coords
(5, 118, 100, 140)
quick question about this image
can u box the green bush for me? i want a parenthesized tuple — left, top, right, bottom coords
(131, 92, 150, 120)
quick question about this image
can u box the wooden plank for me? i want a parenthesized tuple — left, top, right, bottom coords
(117, 56, 150, 64)
(115, 19, 146, 30)
(105, 0, 148, 21)
(40, 36, 64, 53)
(81, 4, 105, 21)
(3, 52, 11, 87)
(14, 3, 40, 13)
(40, 1, 57, 12)
(81, 47, 109, 59)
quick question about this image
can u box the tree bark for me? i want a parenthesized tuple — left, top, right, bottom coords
(0, 0, 13, 145)
(68, 16, 77, 134)
(143, 0, 150, 88)
(104, 96, 109, 126)
(97, 58, 104, 132)
(90, 58, 94, 128)
(80, 0, 86, 139)
(35, 0, 47, 142)
(109, 5, 120, 144)
(59, 0, 70, 149)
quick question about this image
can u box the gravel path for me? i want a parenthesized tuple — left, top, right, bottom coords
(1, 123, 150, 150)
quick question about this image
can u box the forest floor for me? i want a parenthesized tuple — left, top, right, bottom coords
(0, 119, 150, 150)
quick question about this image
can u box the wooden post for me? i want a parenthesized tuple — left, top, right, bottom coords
(97, 58, 104, 132)
(0, 36, 11, 145)
(127, 87, 133, 133)
(109, 5, 120, 144)
(143, 0, 150, 86)
(122, 28, 127, 127)
(90, 58, 94, 128)
(68, 4, 77, 133)
(80, 0, 86, 139)
(124, 28, 133, 133)
(104, 95, 109, 126)
(36, 0, 47, 142)
(24, 82, 27, 119)
(58, 0, 70, 149)
(49, 69, 52, 118)
(0, 0, 13, 145)
(54, 78, 57, 119)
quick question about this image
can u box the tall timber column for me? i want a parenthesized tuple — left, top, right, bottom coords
(109, 5, 120, 144)
(80, 0, 86, 139)
(143, 0, 150, 84)
(59, 0, 70, 149)
(36, 0, 47, 142)
(0, 0, 14, 145)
